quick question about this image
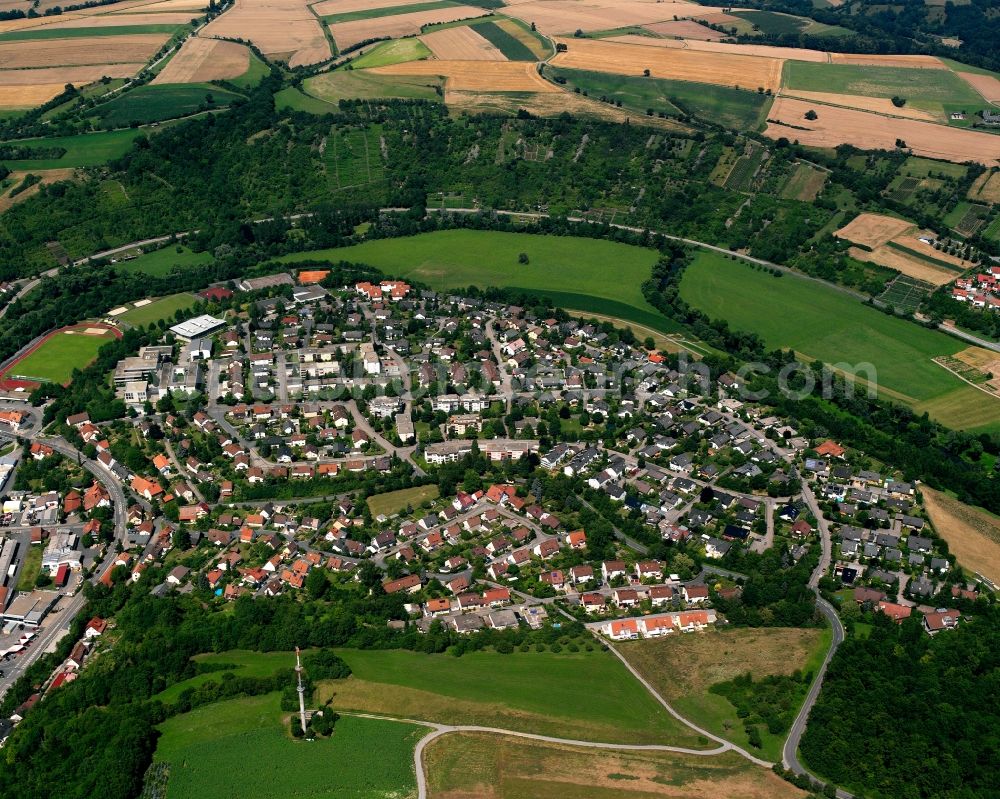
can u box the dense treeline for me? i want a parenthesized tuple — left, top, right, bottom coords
(801, 608, 1000, 799)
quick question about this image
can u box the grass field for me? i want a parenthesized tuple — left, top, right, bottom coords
(475, 20, 536, 61)
(10, 328, 116, 384)
(619, 627, 829, 762)
(323, 0, 456, 23)
(15, 545, 41, 591)
(782, 61, 983, 108)
(0, 129, 146, 170)
(154, 650, 306, 705)
(92, 84, 243, 127)
(304, 70, 442, 103)
(277, 230, 681, 334)
(678, 251, 990, 419)
(116, 246, 211, 276)
(274, 86, 340, 114)
(154, 692, 422, 799)
(780, 163, 827, 200)
(229, 50, 271, 90)
(118, 292, 197, 326)
(922, 487, 1000, 584)
(367, 484, 440, 516)
(550, 67, 771, 130)
(0, 24, 182, 41)
(349, 37, 432, 69)
(424, 732, 804, 799)
(900, 155, 968, 179)
(321, 648, 707, 746)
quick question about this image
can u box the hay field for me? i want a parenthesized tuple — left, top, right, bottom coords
(31, 11, 194, 27)
(922, 487, 1000, 584)
(829, 52, 945, 68)
(607, 34, 828, 62)
(421, 25, 505, 61)
(113, 0, 215, 11)
(836, 212, 914, 247)
(765, 96, 1000, 167)
(329, 6, 489, 50)
(0, 64, 141, 84)
(780, 88, 938, 121)
(0, 34, 167, 67)
(849, 245, 957, 286)
(202, 0, 330, 67)
(153, 37, 249, 83)
(370, 59, 557, 91)
(0, 84, 65, 106)
(955, 71, 1000, 101)
(311, 0, 432, 13)
(501, 0, 724, 34)
(551, 37, 783, 90)
(968, 171, 1000, 204)
(642, 19, 722, 39)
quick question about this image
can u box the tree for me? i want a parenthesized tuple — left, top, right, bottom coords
(518, 252, 529, 264)
(804, 109, 818, 121)
(306, 567, 328, 600)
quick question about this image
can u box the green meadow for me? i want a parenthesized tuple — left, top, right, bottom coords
(118, 292, 198, 326)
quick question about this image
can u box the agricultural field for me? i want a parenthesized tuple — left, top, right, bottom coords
(274, 85, 341, 113)
(327, 5, 490, 51)
(423, 733, 806, 799)
(115, 246, 212, 276)
(4, 325, 118, 384)
(420, 24, 506, 61)
(347, 37, 432, 69)
(967, 170, 1000, 204)
(304, 70, 442, 104)
(550, 37, 784, 92)
(677, 250, 999, 427)
(877, 274, 933, 313)
(619, 627, 830, 762)
(321, 648, 707, 746)
(152, 38, 252, 85)
(500, 0, 725, 37)
(276, 230, 683, 336)
(153, 692, 422, 799)
(779, 162, 827, 200)
(731, 8, 849, 36)
(369, 59, 556, 93)
(366, 484, 440, 516)
(606, 34, 827, 63)
(115, 292, 198, 326)
(922, 487, 1000, 585)
(474, 20, 540, 61)
(764, 96, 1000, 167)
(944, 201, 992, 237)
(90, 83, 244, 126)
(201, 0, 330, 68)
(549, 67, 771, 130)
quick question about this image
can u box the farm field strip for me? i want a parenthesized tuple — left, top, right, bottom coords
(346, 37, 432, 69)
(328, 5, 489, 50)
(607, 33, 829, 63)
(202, 0, 330, 67)
(765, 96, 1000, 167)
(922, 488, 1000, 585)
(370, 59, 557, 92)
(310, 0, 437, 14)
(152, 37, 251, 84)
(642, 19, 725, 40)
(499, 0, 727, 36)
(420, 25, 506, 61)
(954, 70, 1000, 102)
(829, 52, 945, 68)
(0, 34, 169, 68)
(549, 37, 784, 91)
(778, 88, 938, 121)
(304, 69, 443, 102)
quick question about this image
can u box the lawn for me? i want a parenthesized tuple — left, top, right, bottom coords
(277, 230, 681, 335)
(782, 61, 983, 107)
(550, 67, 771, 130)
(678, 250, 986, 417)
(618, 626, 830, 762)
(320, 648, 706, 746)
(118, 292, 198, 327)
(154, 692, 422, 799)
(9, 329, 116, 384)
(348, 38, 432, 69)
(15, 545, 42, 591)
(0, 129, 147, 170)
(367, 484, 440, 517)
(92, 84, 244, 127)
(117, 246, 211, 277)
(423, 732, 805, 799)
(304, 70, 443, 104)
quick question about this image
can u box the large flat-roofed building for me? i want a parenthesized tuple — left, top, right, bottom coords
(112, 345, 173, 387)
(169, 315, 227, 342)
(3, 590, 60, 626)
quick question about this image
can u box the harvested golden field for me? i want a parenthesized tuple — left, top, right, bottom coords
(424, 733, 806, 799)
(608, 34, 829, 63)
(850, 245, 957, 286)
(501, 0, 723, 35)
(836, 212, 913, 247)
(0, 84, 65, 106)
(780, 88, 938, 120)
(421, 25, 506, 61)
(111, 0, 216, 11)
(642, 19, 723, 39)
(153, 37, 250, 84)
(0, 169, 74, 212)
(329, 6, 489, 50)
(955, 71, 1000, 101)
(766, 96, 1000, 167)
(829, 52, 944, 68)
(968, 170, 1000, 203)
(36, 11, 195, 27)
(202, 0, 330, 66)
(371, 59, 557, 92)
(0, 34, 168, 68)
(923, 487, 1000, 584)
(697, 9, 745, 25)
(0, 63, 141, 85)
(894, 232, 971, 268)
(551, 36, 784, 90)
(311, 0, 433, 13)
(0, 12, 88, 32)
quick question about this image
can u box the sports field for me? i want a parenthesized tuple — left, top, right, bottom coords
(678, 251, 999, 427)
(117, 292, 197, 326)
(278, 230, 681, 335)
(322, 648, 706, 746)
(154, 692, 422, 799)
(619, 627, 830, 762)
(7, 325, 117, 384)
